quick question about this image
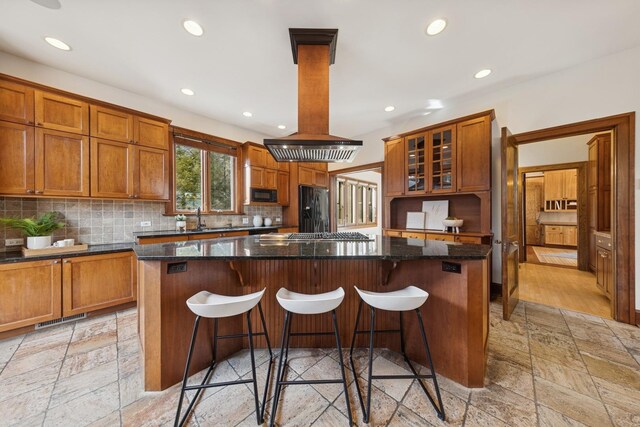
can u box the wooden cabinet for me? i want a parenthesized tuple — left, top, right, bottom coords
(384, 138, 404, 196)
(249, 166, 277, 189)
(134, 116, 169, 150)
(544, 171, 565, 200)
(137, 235, 188, 245)
(401, 231, 425, 239)
(187, 230, 249, 240)
(405, 132, 426, 193)
(0, 121, 34, 195)
(91, 138, 168, 200)
(0, 80, 34, 124)
(246, 145, 267, 167)
(299, 166, 314, 185)
(299, 165, 328, 187)
(313, 169, 328, 187)
(563, 226, 577, 246)
(596, 248, 612, 298)
(277, 171, 290, 206)
(35, 90, 89, 135)
(455, 235, 482, 244)
(544, 225, 577, 246)
(544, 169, 577, 211)
(587, 133, 611, 271)
(90, 105, 134, 143)
(429, 126, 456, 193)
(62, 252, 137, 316)
(0, 259, 61, 333)
(264, 169, 277, 189)
(426, 233, 455, 242)
(384, 230, 403, 237)
(456, 115, 491, 192)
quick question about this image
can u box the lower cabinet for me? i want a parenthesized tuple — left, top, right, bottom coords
(544, 225, 577, 246)
(0, 259, 62, 333)
(596, 248, 612, 299)
(62, 252, 137, 316)
(0, 251, 136, 333)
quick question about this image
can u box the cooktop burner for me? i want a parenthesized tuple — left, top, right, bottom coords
(287, 232, 373, 241)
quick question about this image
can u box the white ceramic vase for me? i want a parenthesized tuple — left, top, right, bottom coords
(27, 235, 52, 249)
(253, 215, 263, 227)
(264, 217, 272, 226)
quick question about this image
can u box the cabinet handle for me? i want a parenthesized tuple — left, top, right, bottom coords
(26, 189, 34, 194)
(35, 190, 43, 194)
(128, 195, 135, 198)
(36, 122, 42, 126)
(64, 260, 70, 263)
(52, 260, 59, 264)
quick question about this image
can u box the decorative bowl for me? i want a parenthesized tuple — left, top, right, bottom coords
(442, 219, 463, 228)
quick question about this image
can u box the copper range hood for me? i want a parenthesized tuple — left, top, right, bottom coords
(264, 29, 362, 163)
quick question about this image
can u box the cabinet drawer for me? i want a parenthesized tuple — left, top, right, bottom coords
(545, 226, 562, 232)
(402, 231, 426, 239)
(137, 235, 188, 245)
(426, 233, 455, 242)
(595, 234, 612, 249)
(455, 236, 482, 244)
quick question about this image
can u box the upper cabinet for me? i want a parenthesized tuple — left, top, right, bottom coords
(0, 121, 35, 195)
(429, 125, 456, 193)
(405, 132, 426, 194)
(242, 142, 285, 204)
(135, 116, 169, 150)
(90, 105, 168, 149)
(0, 80, 34, 124)
(456, 115, 491, 192)
(35, 90, 89, 135)
(384, 138, 404, 196)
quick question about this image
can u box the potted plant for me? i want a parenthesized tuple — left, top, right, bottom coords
(0, 211, 65, 249)
(175, 214, 187, 231)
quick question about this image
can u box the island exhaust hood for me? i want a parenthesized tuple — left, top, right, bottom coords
(264, 29, 362, 163)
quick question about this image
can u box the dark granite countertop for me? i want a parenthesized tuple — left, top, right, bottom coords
(0, 243, 135, 264)
(134, 235, 492, 261)
(133, 226, 281, 238)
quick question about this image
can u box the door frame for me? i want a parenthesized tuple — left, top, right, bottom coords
(507, 112, 635, 324)
(518, 162, 588, 270)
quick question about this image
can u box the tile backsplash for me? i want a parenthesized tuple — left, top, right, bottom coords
(0, 197, 283, 250)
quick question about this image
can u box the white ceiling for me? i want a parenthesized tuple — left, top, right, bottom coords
(2, 0, 640, 139)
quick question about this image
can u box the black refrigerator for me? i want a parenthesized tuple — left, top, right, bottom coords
(298, 185, 329, 233)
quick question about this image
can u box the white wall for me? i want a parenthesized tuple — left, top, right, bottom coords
(336, 170, 382, 236)
(0, 51, 270, 144)
(334, 45, 640, 308)
(518, 133, 594, 167)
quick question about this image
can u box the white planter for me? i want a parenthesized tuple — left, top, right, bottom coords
(26, 235, 52, 249)
(176, 220, 187, 231)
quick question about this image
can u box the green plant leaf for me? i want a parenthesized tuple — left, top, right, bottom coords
(0, 211, 65, 237)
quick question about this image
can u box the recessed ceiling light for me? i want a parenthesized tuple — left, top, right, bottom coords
(277, 125, 286, 130)
(426, 99, 444, 109)
(384, 106, 395, 112)
(426, 19, 447, 36)
(44, 36, 71, 51)
(180, 88, 194, 96)
(474, 69, 492, 79)
(183, 20, 204, 37)
(243, 111, 252, 117)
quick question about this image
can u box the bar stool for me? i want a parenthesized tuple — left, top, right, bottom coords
(269, 287, 352, 427)
(349, 286, 445, 423)
(174, 288, 273, 427)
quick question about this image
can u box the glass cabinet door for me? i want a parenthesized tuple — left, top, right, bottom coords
(429, 126, 456, 193)
(405, 133, 426, 193)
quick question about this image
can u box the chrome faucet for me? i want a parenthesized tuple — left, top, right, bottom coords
(196, 207, 205, 231)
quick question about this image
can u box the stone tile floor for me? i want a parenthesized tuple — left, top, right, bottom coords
(0, 301, 639, 426)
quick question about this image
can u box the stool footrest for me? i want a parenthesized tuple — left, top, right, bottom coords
(353, 329, 400, 335)
(184, 378, 253, 391)
(216, 332, 268, 340)
(278, 379, 345, 385)
(371, 374, 434, 380)
(289, 331, 334, 337)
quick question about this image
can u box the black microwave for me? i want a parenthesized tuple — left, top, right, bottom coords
(250, 188, 278, 203)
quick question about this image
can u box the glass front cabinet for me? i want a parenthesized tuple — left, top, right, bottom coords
(405, 132, 426, 193)
(429, 125, 456, 193)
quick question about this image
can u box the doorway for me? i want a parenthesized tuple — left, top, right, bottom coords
(501, 113, 635, 325)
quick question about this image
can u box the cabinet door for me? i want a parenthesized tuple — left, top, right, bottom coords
(564, 169, 577, 199)
(596, 248, 606, 293)
(589, 228, 597, 271)
(265, 151, 278, 170)
(0, 121, 35, 195)
(35, 91, 89, 134)
(133, 145, 169, 200)
(264, 169, 277, 189)
(587, 142, 598, 191)
(384, 138, 405, 196)
(603, 250, 612, 298)
(0, 259, 62, 332)
(250, 166, 265, 188)
(90, 105, 134, 143)
(0, 80, 34, 124)
(313, 170, 328, 187)
(544, 170, 565, 201)
(134, 116, 168, 150)
(90, 138, 133, 198)
(299, 166, 314, 185)
(405, 133, 426, 193)
(62, 252, 136, 316)
(544, 226, 564, 245)
(248, 146, 266, 167)
(35, 128, 90, 197)
(456, 115, 490, 192)
(277, 171, 290, 205)
(278, 161, 290, 171)
(562, 226, 577, 246)
(429, 126, 456, 193)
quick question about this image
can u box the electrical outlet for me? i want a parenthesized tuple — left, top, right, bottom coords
(275, 217, 282, 224)
(140, 221, 152, 227)
(5, 238, 24, 246)
(242, 217, 249, 225)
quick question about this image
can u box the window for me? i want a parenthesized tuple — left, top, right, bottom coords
(336, 178, 377, 228)
(173, 132, 238, 213)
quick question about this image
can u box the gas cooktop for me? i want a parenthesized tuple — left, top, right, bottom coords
(287, 232, 373, 241)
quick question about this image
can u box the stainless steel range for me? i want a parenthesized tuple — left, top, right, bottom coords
(287, 232, 373, 241)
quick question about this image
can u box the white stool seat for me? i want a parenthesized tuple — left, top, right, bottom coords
(276, 287, 345, 314)
(187, 288, 266, 318)
(355, 286, 428, 311)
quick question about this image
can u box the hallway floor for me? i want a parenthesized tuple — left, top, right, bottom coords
(0, 302, 639, 426)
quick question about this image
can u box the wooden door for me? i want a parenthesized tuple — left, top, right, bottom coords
(250, 166, 265, 188)
(263, 169, 277, 189)
(134, 145, 169, 200)
(0, 259, 62, 332)
(428, 126, 456, 193)
(0, 121, 35, 195)
(384, 138, 405, 196)
(35, 90, 88, 134)
(0, 80, 34, 124)
(277, 171, 290, 206)
(134, 116, 168, 150)
(457, 115, 491, 192)
(35, 128, 89, 197)
(524, 176, 544, 246)
(562, 226, 577, 246)
(501, 127, 520, 320)
(544, 170, 565, 201)
(248, 146, 266, 167)
(90, 138, 132, 198)
(90, 105, 134, 143)
(564, 169, 577, 199)
(62, 252, 136, 316)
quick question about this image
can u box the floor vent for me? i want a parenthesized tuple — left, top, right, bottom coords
(35, 313, 86, 330)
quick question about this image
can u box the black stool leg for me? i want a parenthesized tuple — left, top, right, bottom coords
(364, 307, 376, 424)
(416, 308, 446, 421)
(175, 316, 201, 427)
(269, 311, 290, 427)
(349, 299, 367, 419)
(246, 309, 262, 425)
(331, 309, 353, 426)
(257, 302, 273, 423)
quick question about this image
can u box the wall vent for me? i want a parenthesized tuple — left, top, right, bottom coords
(35, 313, 86, 330)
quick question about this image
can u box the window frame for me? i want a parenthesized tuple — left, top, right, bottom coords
(336, 177, 378, 229)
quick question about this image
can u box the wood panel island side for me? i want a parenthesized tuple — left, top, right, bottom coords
(134, 235, 492, 391)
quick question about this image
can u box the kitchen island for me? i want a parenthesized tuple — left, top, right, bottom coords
(134, 235, 491, 390)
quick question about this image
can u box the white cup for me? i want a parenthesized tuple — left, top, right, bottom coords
(53, 240, 67, 247)
(63, 238, 75, 247)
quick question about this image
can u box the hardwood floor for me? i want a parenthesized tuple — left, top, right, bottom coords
(519, 262, 611, 319)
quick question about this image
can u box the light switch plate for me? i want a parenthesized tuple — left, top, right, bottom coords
(140, 221, 152, 227)
(5, 238, 23, 246)
(242, 217, 249, 225)
(275, 217, 282, 223)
